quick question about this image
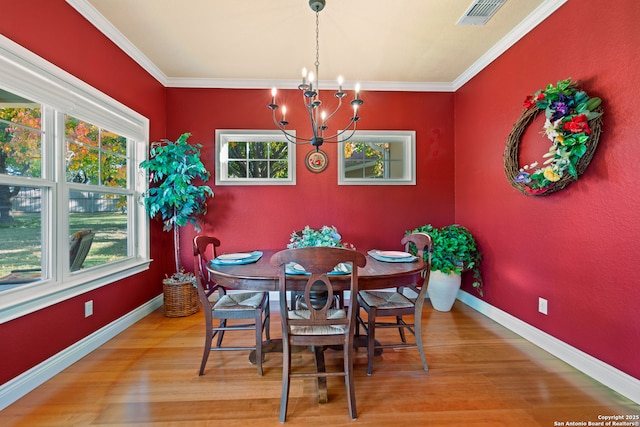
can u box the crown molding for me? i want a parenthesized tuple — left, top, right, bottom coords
(67, 0, 566, 92)
(165, 77, 455, 92)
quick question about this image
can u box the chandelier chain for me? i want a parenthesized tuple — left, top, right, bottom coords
(315, 11, 320, 73)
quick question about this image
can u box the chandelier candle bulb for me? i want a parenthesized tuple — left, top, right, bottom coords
(282, 106, 287, 122)
(271, 87, 276, 105)
(338, 76, 343, 92)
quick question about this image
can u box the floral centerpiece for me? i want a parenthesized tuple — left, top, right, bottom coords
(505, 78, 604, 196)
(288, 225, 354, 249)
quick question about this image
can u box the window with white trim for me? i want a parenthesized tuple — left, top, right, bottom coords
(215, 130, 296, 185)
(0, 35, 149, 322)
(338, 130, 416, 185)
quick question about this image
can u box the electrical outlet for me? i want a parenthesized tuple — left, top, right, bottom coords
(85, 300, 93, 318)
(538, 297, 548, 315)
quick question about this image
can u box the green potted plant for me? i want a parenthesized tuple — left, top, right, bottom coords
(408, 224, 483, 311)
(140, 132, 214, 316)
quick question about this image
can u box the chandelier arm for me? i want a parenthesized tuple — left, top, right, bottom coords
(271, 110, 314, 143)
(271, 109, 289, 133)
(284, 131, 315, 144)
(322, 95, 342, 125)
(323, 119, 359, 142)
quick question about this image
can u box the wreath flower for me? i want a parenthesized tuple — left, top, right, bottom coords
(506, 78, 603, 196)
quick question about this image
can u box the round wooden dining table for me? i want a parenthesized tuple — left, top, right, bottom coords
(206, 248, 426, 292)
(206, 248, 426, 403)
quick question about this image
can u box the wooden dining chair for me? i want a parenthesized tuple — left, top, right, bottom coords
(356, 232, 432, 376)
(193, 235, 270, 376)
(270, 247, 367, 422)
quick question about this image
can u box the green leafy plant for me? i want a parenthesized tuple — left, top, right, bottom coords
(407, 224, 483, 296)
(288, 225, 354, 249)
(139, 132, 213, 276)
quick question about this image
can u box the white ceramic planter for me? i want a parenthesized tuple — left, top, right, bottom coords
(427, 270, 462, 312)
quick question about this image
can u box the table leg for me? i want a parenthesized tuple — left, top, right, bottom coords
(313, 345, 328, 404)
(249, 341, 329, 404)
(249, 339, 283, 365)
(353, 335, 383, 356)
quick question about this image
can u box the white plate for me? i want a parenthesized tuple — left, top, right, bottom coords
(289, 263, 306, 272)
(377, 251, 413, 259)
(217, 253, 253, 260)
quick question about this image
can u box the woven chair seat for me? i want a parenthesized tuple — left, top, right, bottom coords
(359, 290, 414, 309)
(288, 309, 346, 335)
(213, 292, 267, 310)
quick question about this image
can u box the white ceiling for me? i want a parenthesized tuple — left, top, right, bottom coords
(68, 0, 566, 91)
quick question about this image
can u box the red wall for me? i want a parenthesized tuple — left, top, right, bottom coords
(167, 88, 455, 258)
(454, 0, 640, 379)
(3, 0, 638, 390)
(0, 0, 170, 384)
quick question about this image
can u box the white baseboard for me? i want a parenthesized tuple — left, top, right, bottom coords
(0, 295, 163, 411)
(457, 290, 640, 405)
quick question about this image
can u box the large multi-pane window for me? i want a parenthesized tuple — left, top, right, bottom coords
(0, 36, 149, 321)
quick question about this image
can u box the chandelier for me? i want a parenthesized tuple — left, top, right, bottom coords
(267, 0, 363, 151)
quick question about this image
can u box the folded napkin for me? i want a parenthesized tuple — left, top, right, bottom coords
(368, 249, 417, 263)
(285, 262, 352, 276)
(210, 251, 263, 265)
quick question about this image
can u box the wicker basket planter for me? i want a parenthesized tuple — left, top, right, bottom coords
(163, 280, 199, 317)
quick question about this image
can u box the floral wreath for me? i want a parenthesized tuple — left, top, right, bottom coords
(504, 78, 603, 196)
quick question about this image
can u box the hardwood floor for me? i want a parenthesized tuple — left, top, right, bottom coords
(2, 301, 638, 426)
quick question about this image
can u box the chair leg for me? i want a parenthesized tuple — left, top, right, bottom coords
(367, 308, 376, 376)
(344, 335, 357, 420)
(280, 339, 291, 423)
(313, 346, 328, 404)
(264, 300, 271, 341)
(199, 327, 213, 376)
(216, 319, 227, 347)
(255, 309, 263, 376)
(397, 316, 407, 343)
(414, 312, 428, 371)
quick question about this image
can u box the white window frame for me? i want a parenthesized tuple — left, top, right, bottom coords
(338, 130, 416, 185)
(215, 129, 296, 186)
(0, 34, 150, 323)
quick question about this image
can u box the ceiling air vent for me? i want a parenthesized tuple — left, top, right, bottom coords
(456, 0, 506, 26)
